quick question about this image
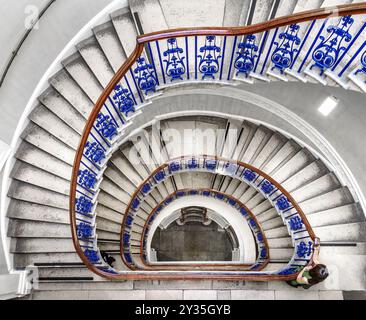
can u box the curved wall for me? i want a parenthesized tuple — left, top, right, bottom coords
(0, 0, 114, 144)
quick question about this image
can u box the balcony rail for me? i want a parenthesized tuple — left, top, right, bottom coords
(121, 156, 314, 273)
(70, 3, 366, 280)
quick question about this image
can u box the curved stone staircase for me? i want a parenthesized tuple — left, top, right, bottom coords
(105, 117, 364, 271)
(4, 0, 366, 299)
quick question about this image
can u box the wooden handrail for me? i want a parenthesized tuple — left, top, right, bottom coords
(69, 44, 144, 273)
(69, 3, 366, 280)
(119, 155, 315, 269)
(137, 188, 270, 271)
(137, 3, 366, 43)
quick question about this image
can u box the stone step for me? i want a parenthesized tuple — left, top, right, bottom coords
(111, 151, 144, 187)
(291, 173, 341, 203)
(251, 200, 272, 216)
(7, 200, 69, 224)
(238, 187, 258, 204)
(98, 190, 128, 213)
(97, 230, 120, 241)
(14, 253, 81, 268)
(275, 0, 298, 18)
(11, 161, 70, 196)
(62, 52, 103, 103)
(29, 104, 79, 150)
(267, 237, 293, 249)
(100, 177, 134, 206)
(314, 222, 366, 242)
(76, 35, 115, 88)
(263, 226, 288, 239)
(269, 248, 293, 261)
(129, 0, 168, 33)
(235, 121, 257, 160)
(241, 126, 272, 164)
(271, 148, 315, 182)
(307, 203, 364, 228)
(223, 0, 251, 26)
(262, 216, 284, 231)
(10, 238, 75, 253)
(28, 287, 345, 300)
(320, 243, 366, 256)
(250, 0, 275, 24)
(251, 133, 287, 169)
(262, 140, 302, 176)
(7, 220, 70, 238)
(37, 266, 95, 279)
(256, 208, 278, 222)
(93, 21, 127, 73)
(8, 181, 69, 210)
(281, 159, 328, 191)
(98, 241, 120, 251)
(49, 69, 93, 119)
(111, 7, 139, 57)
(246, 193, 265, 210)
(299, 187, 354, 214)
(38, 87, 85, 135)
(104, 165, 137, 195)
(21, 123, 75, 166)
(293, 0, 324, 14)
(96, 217, 121, 234)
(97, 204, 123, 224)
(34, 279, 133, 292)
(15, 141, 72, 181)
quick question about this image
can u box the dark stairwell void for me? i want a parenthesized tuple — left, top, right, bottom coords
(151, 207, 238, 262)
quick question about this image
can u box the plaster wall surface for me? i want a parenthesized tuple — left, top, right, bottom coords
(0, 0, 113, 143)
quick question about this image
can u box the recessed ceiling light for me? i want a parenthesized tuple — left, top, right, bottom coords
(318, 96, 338, 116)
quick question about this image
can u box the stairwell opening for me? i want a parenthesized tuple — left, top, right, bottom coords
(150, 208, 237, 262)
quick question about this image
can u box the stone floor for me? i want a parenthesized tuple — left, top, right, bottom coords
(15, 279, 360, 300)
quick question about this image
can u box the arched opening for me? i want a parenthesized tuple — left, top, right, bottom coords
(151, 206, 238, 262)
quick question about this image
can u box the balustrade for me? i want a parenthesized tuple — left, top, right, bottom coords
(69, 3, 366, 280)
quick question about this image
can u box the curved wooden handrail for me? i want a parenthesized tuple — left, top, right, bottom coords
(69, 3, 366, 280)
(69, 44, 144, 273)
(137, 3, 366, 43)
(120, 155, 315, 269)
(137, 188, 270, 271)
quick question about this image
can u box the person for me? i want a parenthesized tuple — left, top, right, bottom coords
(101, 251, 116, 268)
(287, 237, 329, 289)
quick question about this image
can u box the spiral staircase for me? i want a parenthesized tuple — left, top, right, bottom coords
(1, 0, 366, 300)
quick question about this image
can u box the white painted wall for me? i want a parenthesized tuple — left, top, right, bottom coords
(0, 0, 114, 144)
(0, 170, 7, 274)
(0, 140, 10, 173)
(0, 140, 10, 274)
(0, 0, 49, 73)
